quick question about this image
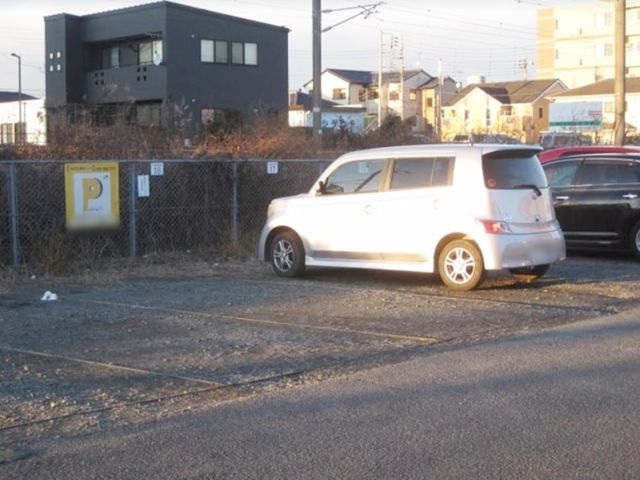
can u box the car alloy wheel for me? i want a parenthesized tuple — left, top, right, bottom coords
(438, 240, 484, 291)
(270, 231, 305, 277)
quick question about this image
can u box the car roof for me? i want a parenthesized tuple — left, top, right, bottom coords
(538, 145, 640, 163)
(337, 144, 542, 162)
(542, 152, 640, 165)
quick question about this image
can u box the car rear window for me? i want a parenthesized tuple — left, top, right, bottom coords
(482, 151, 548, 190)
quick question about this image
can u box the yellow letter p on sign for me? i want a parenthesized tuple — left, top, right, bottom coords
(82, 178, 104, 211)
(65, 163, 120, 230)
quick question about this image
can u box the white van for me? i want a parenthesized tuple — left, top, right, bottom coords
(258, 145, 566, 290)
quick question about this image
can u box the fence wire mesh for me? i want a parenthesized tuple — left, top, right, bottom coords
(0, 159, 329, 269)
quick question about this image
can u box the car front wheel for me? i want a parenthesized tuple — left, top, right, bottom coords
(270, 231, 305, 277)
(438, 240, 484, 291)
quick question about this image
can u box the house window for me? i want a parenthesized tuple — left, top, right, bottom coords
(333, 88, 346, 100)
(231, 42, 258, 65)
(486, 108, 492, 128)
(595, 43, 613, 57)
(358, 89, 366, 102)
(538, 107, 544, 119)
(500, 105, 513, 116)
(231, 42, 244, 64)
(215, 41, 228, 63)
(202, 108, 226, 125)
(201, 40, 214, 62)
(389, 90, 400, 101)
(244, 43, 257, 65)
(202, 39, 228, 64)
(56, 51, 61, 58)
(56, 64, 61, 71)
(427, 98, 433, 108)
(110, 46, 119, 69)
(152, 40, 163, 65)
(49, 52, 53, 60)
(367, 87, 379, 100)
(595, 12, 613, 28)
(139, 42, 153, 65)
(409, 90, 417, 101)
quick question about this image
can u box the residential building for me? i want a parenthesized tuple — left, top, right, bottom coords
(549, 77, 640, 143)
(416, 76, 458, 134)
(537, 0, 640, 89)
(441, 79, 567, 143)
(304, 68, 450, 131)
(0, 92, 47, 145)
(44, 1, 289, 137)
(288, 91, 366, 134)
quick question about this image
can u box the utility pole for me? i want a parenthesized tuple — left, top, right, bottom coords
(378, 30, 383, 127)
(314, 2, 382, 143)
(437, 59, 443, 141)
(312, 0, 322, 149)
(399, 36, 405, 122)
(614, 0, 626, 145)
(10, 53, 22, 145)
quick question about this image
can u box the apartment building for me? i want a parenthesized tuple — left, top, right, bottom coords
(44, 1, 289, 136)
(537, 0, 640, 89)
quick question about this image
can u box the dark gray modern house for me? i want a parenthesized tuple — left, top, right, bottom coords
(44, 1, 289, 135)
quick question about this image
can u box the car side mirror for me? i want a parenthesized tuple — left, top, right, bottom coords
(316, 180, 326, 195)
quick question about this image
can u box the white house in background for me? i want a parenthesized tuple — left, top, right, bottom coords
(304, 68, 441, 129)
(0, 92, 47, 145)
(288, 91, 366, 134)
(549, 77, 640, 143)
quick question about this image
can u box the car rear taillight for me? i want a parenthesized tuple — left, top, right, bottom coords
(477, 219, 512, 234)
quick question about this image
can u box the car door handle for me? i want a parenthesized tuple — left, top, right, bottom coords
(622, 193, 638, 199)
(554, 196, 570, 201)
(364, 204, 374, 215)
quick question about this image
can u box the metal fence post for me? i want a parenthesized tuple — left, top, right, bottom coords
(231, 161, 239, 242)
(128, 162, 137, 257)
(7, 162, 20, 266)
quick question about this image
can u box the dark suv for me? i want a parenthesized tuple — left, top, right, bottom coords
(543, 153, 640, 257)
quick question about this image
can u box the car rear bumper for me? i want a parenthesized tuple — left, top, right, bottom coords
(480, 228, 566, 270)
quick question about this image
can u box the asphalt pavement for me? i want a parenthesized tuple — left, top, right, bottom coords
(4, 305, 640, 479)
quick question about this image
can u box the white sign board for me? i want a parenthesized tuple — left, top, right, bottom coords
(267, 161, 279, 175)
(150, 162, 164, 176)
(549, 101, 603, 131)
(137, 175, 150, 197)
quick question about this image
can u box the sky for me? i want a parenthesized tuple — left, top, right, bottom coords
(0, 0, 592, 99)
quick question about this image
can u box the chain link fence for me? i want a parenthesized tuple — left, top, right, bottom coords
(0, 159, 330, 269)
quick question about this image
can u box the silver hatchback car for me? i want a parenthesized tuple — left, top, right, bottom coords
(259, 144, 566, 290)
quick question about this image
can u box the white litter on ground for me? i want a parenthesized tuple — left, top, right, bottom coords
(40, 291, 58, 301)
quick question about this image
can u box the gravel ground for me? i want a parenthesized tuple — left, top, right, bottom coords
(1, 253, 639, 453)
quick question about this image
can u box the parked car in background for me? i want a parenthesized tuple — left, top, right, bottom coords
(543, 153, 640, 257)
(539, 131, 592, 150)
(538, 145, 640, 164)
(450, 133, 521, 144)
(259, 144, 565, 291)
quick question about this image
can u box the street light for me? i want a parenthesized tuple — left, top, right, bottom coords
(10, 53, 22, 145)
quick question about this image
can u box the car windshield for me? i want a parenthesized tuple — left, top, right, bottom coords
(482, 151, 548, 190)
